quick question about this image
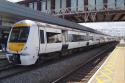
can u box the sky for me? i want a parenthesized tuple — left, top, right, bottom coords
(80, 22, 125, 37)
(7, 0, 23, 3)
(80, 22, 125, 30)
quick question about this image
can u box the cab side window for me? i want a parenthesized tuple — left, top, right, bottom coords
(40, 30, 44, 43)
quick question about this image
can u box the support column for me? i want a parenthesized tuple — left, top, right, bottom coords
(37, 0, 41, 11)
(84, 0, 88, 11)
(51, 0, 55, 9)
(66, 0, 71, 8)
(103, 0, 107, 9)
(124, 0, 125, 7)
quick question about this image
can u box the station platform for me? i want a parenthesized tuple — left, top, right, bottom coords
(88, 43, 125, 83)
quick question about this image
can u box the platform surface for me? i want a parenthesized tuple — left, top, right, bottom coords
(88, 42, 125, 83)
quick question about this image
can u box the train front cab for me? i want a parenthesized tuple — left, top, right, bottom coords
(6, 21, 39, 65)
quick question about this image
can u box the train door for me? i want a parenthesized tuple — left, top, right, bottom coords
(86, 32, 89, 46)
(39, 26, 46, 54)
(62, 30, 68, 50)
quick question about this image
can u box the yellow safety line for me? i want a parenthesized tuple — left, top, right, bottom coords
(103, 66, 113, 74)
(88, 46, 125, 83)
(99, 69, 112, 81)
(105, 64, 113, 68)
(96, 77, 104, 83)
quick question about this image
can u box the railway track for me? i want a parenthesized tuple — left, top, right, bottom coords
(0, 59, 8, 65)
(52, 44, 116, 83)
(0, 43, 117, 82)
(0, 67, 30, 80)
(0, 59, 12, 70)
(0, 57, 62, 81)
(0, 64, 42, 80)
(0, 60, 48, 81)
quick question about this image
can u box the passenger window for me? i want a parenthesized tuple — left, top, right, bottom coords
(46, 32, 62, 43)
(68, 34, 88, 42)
(40, 30, 44, 43)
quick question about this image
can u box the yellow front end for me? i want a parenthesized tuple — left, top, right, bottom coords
(6, 23, 31, 65)
(8, 43, 25, 52)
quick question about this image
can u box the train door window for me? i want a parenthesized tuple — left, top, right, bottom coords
(40, 30, 44, 43)
(46, 32, 62, 43)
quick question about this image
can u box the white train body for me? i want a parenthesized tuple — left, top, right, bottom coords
(6, 20, 116, 65)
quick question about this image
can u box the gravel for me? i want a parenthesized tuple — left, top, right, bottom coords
(0, 46, 109, 83)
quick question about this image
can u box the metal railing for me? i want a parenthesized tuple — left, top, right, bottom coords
(40, 3, 125, 22)
(42, 3, 125, 15)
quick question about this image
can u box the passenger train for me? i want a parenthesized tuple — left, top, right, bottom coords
(6, 20, 117, 65)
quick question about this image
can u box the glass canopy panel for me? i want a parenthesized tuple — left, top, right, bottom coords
(78, 0, 84, 11)
(96, 0, 103, 10)
(116, 0, 124, 9)
(107, 0, 115, 9)
(88, 0, 96, 11)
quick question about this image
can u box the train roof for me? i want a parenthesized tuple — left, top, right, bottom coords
(0, 0, 106, 35)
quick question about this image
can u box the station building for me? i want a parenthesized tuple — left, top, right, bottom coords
(1, 0, 125, 34)
(0, 0, 125, 40)
(18, 0, 125, 13)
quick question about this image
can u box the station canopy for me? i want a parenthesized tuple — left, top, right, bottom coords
(0, 0, 105, 35)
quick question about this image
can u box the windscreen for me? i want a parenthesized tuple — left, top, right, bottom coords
(9, 27, 30, 42)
